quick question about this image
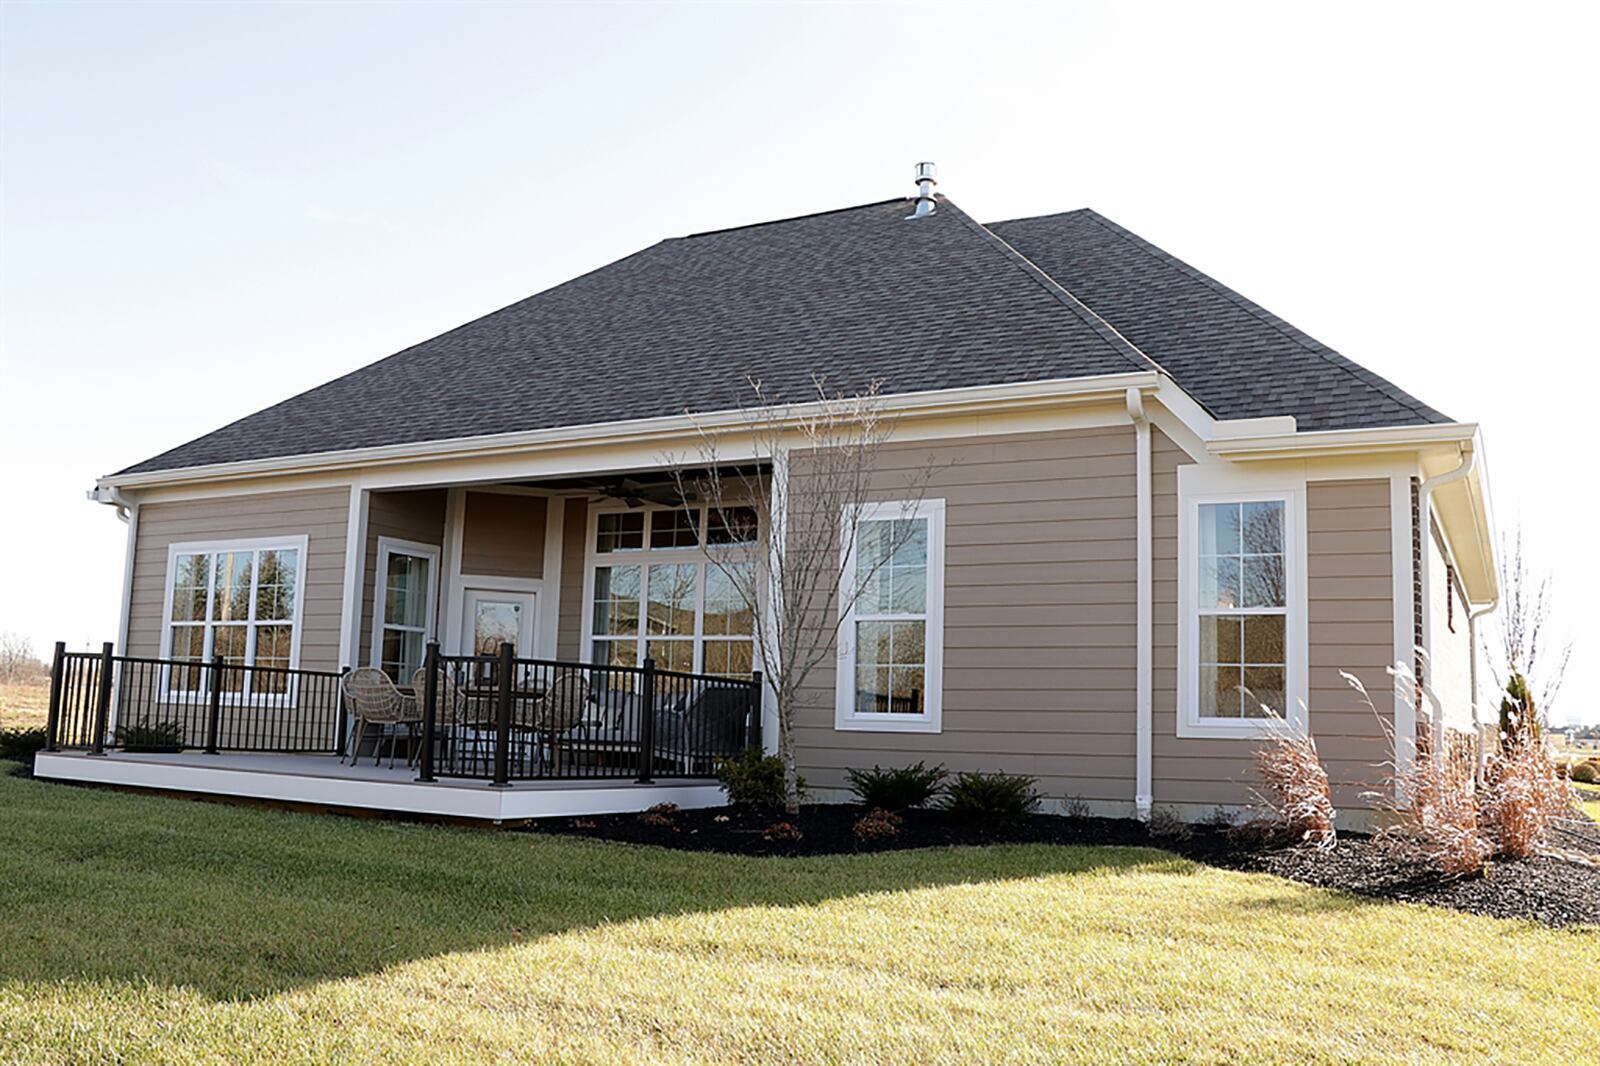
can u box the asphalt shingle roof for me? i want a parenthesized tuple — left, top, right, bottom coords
(121, 197, 1449, 475)
(988, 209, 1450, 431)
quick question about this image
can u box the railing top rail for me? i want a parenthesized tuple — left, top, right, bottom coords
(432, 651, 756, 688)
(651, 667, 759, 687)
(55, 649, 345, 680)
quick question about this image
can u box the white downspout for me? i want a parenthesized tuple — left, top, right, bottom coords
(1466, 599, 1497, 784)
(1417, 443, 1475, 768)
(1127, 388, 1153, 819)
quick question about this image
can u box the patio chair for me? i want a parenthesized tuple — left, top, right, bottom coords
(341, 667, 418, 768)
(659, 685, 755, 775)
(532, 670, 591, 776)
(410, 665, 489, 773)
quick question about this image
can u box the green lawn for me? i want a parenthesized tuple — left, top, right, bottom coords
(1576, 783, 1600, 823)
(1, 766, 1595, 1064)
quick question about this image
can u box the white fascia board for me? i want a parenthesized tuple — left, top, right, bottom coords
(1205, 421, 1480, 460)
(95, 372, 1162, 494)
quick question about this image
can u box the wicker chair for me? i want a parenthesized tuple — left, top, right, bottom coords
(533, 670, 591, 776)
(409, 665, 484, 771)
(341, 667, 418, 768)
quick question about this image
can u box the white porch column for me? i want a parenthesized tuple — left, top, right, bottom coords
(337, 482, 371, 670)
(762, 446, 788, 754)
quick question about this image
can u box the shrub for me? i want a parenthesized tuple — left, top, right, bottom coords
(1061, 795, 1092, 821)
(638, 803, 680, 830)
(761, 821, 802, 842)
(845, 761, 946, 810)
(940, 771, 1039, 825)
(1249, 730, 1336, 849)
(1482, 737, 1572, 859)
(0, 726, 47, 762)
(715, 747, 804, 809)
(853, 807, 903, 842)
(113, 720, 184, 752)
(1570, 760, 1600, 785)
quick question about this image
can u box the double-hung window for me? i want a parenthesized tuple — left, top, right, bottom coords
(372, 538, 440, 681)
(587, 505, 759, 682)
(836, 499, 945, 733)
(163, 536, 306, 697)
(1183, 492, 1300, 736)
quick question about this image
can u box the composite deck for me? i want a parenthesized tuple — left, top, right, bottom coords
(33, 750, 723, 823)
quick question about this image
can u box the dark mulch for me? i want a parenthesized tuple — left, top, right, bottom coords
(529, 803, 1600, 928)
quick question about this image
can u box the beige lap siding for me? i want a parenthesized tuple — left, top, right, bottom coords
(124, 487, 351, 748)
(793, 425, 1141, 804)
(1151, 476, 1396, 811)
(358, 489, 448, 667)
(459, 492, 547, 579)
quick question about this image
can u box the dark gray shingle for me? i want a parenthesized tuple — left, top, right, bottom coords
(988, 209, 1450, 430)
(122, 199, 1147, 474)
(121, 198, 1449, 475)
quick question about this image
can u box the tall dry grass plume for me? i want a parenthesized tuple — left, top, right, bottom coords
(1482, 722, 1575, 860)
(1345, 665, 1491, 876)
(1248, 726, 1336, 849)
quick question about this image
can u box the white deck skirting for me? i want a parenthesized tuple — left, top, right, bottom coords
(33, 751, 724, 822)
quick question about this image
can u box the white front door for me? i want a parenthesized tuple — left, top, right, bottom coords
(462, 588, 538, 659)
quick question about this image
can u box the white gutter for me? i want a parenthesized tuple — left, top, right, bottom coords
(97, 371, 1163, 493)
(1207, 421, 1478, 461)
(1126, 387, 1153, 819)
(1417, 442, 1476, 767)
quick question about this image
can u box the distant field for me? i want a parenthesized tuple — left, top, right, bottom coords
(0, 679, 49, 730)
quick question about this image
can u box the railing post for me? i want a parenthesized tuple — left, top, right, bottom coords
(90, 642, 114, 755)
(637, 656, 656, 784)
(44, 641, 66, 752)
(204, 653, 224, 754)
(418, 641, 439, 783)
(748, 670, 763, 752)
(334, 665, 350, 758)
(492, 641, 514, 787)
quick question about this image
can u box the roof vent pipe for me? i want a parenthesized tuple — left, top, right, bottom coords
(907, 162, 937, 218)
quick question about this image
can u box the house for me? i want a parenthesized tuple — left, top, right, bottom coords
(35, 165, 1497, 826)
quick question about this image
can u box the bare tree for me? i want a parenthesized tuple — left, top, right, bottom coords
(1490, 527, 1570, 734)
(0, 632, 44, 685)
(672, 377, 939, 812)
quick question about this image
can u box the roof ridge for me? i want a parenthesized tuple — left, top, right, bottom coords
(1071, 209, 1447, 423)
(940, 199, 1160, 376)
(682, 197, 906, 239)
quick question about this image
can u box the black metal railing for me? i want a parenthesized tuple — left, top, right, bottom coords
(45, 642, 345, 756)
(416, 642, 762, 785)
(42, 639, 762, 785)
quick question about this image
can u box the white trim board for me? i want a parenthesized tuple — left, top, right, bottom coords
(157, 534, 312, 705)
(33, 752, 726, 823)
(370, 536, 443, 672)
(833, 497, 947, 735)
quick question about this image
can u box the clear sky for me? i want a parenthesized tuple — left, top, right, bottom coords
(1, 1, 1595, 724)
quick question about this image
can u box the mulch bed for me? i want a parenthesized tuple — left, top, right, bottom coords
(529, 803, 1600, 928)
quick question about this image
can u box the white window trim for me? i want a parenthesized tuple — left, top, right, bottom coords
(578, 502, 761, 676)
(1178, 489, 1307, 739)
(835, 498, 946, 734)
(158, 534, 310, 704)
(370, 536, 442, 675)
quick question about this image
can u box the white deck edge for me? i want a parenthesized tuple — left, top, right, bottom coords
(33, 753, 724, 822)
